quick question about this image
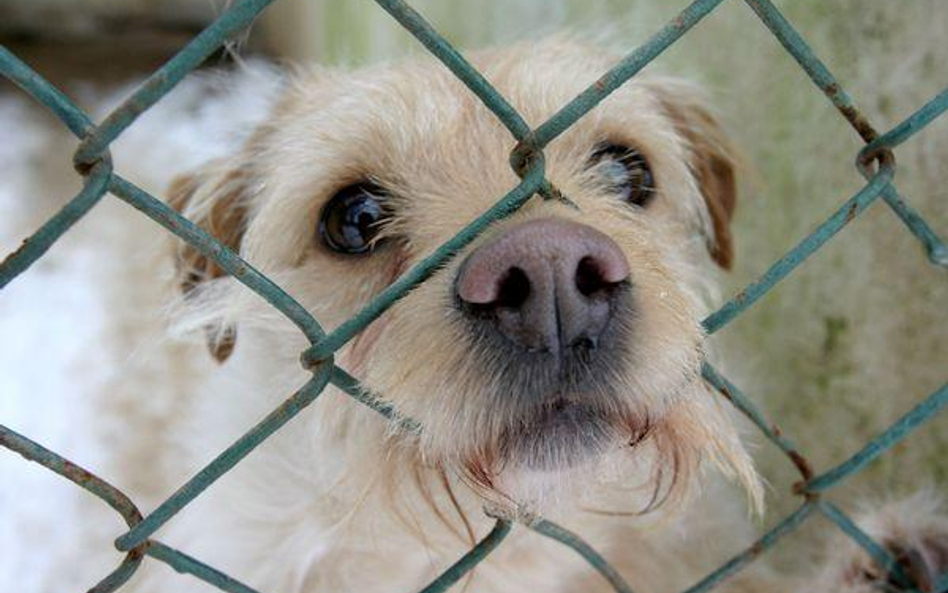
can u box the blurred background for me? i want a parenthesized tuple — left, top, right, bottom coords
(1, 0, 946, 586)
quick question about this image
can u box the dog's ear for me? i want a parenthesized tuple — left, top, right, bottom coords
(653, 82, 739, 269)
(167, 160, 251, 362)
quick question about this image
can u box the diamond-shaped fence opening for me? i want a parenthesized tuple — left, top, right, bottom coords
(1, 1, 946, 592)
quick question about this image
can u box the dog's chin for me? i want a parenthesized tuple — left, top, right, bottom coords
(500, 398, 622, 472)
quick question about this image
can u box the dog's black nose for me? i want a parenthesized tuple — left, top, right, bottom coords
(456, 217, 630, 353)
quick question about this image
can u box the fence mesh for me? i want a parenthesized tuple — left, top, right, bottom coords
(1, 0, 947, 592)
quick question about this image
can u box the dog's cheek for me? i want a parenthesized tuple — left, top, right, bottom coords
(344, 316, 390, 376)
(356, 271, 488, 447)
(600, 232, 706, 410)
(338, 252, 408, 375)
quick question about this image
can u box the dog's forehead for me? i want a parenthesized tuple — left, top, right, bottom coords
(273, 43, 668, 175)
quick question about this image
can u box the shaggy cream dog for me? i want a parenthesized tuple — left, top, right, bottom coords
(2, 40, 944, 593)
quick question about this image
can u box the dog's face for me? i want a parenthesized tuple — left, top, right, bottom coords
(170, 41, 757, 511)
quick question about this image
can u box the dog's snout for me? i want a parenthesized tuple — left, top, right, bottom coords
(456, 218, 630, 353)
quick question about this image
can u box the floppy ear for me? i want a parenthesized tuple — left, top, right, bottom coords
(653, 82, 739, 269)
(167, 160, 251, 362)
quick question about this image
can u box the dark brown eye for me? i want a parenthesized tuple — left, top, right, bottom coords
(318, 183, 390, 254)
(590, 143, 655, 207)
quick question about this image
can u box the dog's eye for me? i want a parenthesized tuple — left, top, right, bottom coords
(318, 183, 390, 254)
(590, 143, 655, 207)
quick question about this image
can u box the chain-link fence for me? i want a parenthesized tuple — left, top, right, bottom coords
(1, 0, 946, 592)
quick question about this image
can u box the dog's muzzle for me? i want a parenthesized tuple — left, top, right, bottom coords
(454, 217, 635, 468)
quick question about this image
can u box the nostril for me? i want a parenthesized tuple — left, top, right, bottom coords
(571, 335, 598, 351)
(496, 267, 531, 309)
(575, 256, 620, 298)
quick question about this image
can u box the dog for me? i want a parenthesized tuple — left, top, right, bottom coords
(3, 39, 945, 593)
